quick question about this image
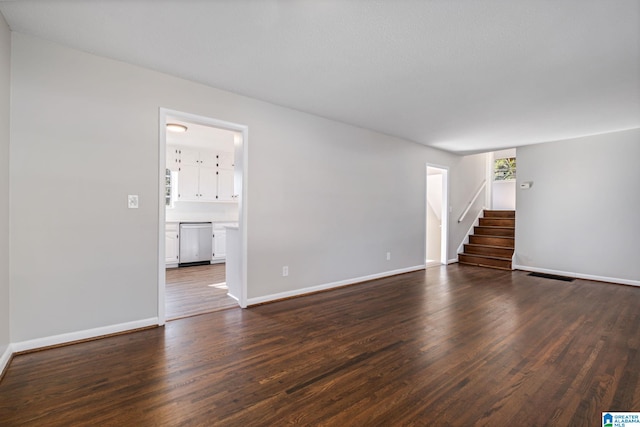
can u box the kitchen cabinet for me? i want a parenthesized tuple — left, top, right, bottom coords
(176, 163, 199, 201)
(211, 225, 227, 263)
(177, 147, 200, 166)
(216, 151, 234, 169)
(216, 169, 235, 201)
(166, 146, 181, 172)
(177, 163, 218, 202)
(169, 146, 236, 202)
(165, 222, 179, 267)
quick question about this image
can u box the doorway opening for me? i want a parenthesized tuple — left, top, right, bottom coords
(158, 109, 247, 324)
(426, 165, 449, 267)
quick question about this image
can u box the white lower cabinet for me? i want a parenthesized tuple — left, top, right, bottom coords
(211, 225, 227, 263)
(165, 222, 180, 267)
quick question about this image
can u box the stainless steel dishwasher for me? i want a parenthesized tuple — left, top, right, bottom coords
(179, 222, 213, 266)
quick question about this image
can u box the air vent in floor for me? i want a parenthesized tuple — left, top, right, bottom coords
(528, 272, 575, 282)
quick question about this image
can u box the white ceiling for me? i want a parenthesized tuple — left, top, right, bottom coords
(1, 0, 638, 154)
(165, 118, 237, 152)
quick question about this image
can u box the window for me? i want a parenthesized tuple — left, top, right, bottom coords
(494, 157, 516, 181)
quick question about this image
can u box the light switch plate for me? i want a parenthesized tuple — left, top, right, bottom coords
(128, 195, 139, 209)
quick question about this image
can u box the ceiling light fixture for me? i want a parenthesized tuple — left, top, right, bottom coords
(166, 123, 188, 133)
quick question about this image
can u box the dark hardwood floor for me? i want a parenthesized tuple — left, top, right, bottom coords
(1, 264, 639, 426)
(165, 263, 237, 320)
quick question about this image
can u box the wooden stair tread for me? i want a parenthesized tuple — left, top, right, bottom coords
(465, 243, 514, 251)
(469, 238, 514, 249)
(483, 210, 516, 218)
(458, 254, 513, 271)
(459, 252, 512, 262)
(474, 227, 515, 237)
(479, 219, 515, 226)
(471, 231, 515, 239)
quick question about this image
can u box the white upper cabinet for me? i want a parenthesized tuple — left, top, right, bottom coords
(216, 152, 234, 170)
(178, 147, 200, 166)
(169, 146, 235, 202)
(177, 163, 200, 201)
(198, 164, 218, 201)
(166, 146, 181, 171)
(216, 169, 235, 201)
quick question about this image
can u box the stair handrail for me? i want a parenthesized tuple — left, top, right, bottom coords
(458, 179, 486, 223)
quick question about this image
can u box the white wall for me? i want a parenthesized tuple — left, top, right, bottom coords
(0, 15, 10, 365)
(448, 153, 488, 260)
(165, 201, 238, 223)
(9, 33, 484, 343)
(492, 181, 516, 210)
(515, 129, 640, 284)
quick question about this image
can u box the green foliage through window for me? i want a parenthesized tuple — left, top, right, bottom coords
(494, 157, 516, 181)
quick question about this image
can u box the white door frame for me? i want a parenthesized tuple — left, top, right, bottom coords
(158, 108, 248, 325)
(425, 164, 449, 266)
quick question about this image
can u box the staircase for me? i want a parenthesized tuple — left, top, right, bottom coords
(458, 210, 515, 270)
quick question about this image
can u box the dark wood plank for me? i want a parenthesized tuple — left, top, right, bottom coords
(479, 217, 515, 227)
(165, 263, 237, 320)
(469, 234, 515, 248)
(484, 210, 516, 218)
(474, 226, 515, 237)
(458, 253, 512, 269)
(464, 243, 514, 258)
(1, 264, 639, 426)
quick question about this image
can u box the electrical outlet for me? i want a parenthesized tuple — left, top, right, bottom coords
(386, 252, 391, 261)
(128, 195, 139, 209)
(282, 266, 289, 277)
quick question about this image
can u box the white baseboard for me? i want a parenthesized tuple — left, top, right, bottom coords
(246, 265, 426, 306)
(0, 343, 12, 378)
(447, 258, 458, 265)
(513, 264, 640, 287)
(11, 317, 159, 354)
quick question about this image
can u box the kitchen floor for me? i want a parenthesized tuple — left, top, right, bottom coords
(165, 263, 238, 320)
